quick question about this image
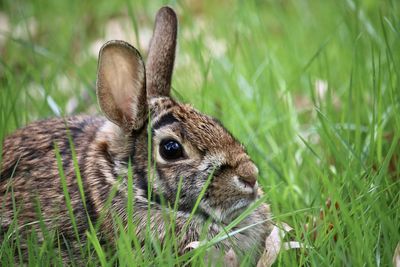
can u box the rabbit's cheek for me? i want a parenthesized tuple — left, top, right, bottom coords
(150, 162, 205, 210)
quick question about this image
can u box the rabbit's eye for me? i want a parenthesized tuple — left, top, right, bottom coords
(160, 139, 183, 160)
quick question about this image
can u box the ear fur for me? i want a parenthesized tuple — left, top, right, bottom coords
(146, 6, 177, 98)
(96, 40, 147, 131)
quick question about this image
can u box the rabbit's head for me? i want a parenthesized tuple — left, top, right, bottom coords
(96, 7, 261, 224)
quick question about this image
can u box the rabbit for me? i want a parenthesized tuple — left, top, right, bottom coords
(0, 6, 272, 264)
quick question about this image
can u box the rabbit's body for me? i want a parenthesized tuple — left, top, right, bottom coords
(1, 105, 271, 257)
(0, 7, 272, 263)
(0, 116, 103, 242)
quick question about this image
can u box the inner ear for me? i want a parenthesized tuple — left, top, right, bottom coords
(96, 40, 147, 131)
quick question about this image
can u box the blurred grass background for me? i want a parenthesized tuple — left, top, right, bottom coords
(0, 0, 399, 266)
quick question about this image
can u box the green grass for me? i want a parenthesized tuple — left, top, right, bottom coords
(1, 0, 399, 266)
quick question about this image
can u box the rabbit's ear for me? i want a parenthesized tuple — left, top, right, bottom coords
(146, 6, 177, 98)
(97, 41, 147, 131)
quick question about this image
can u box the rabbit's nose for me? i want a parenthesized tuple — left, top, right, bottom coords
(237, 161, 258, 188)
(239, 175, 257, 188)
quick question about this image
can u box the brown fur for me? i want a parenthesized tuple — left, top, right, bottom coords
(0, 6, 272, 264)
(146, 6, 177, 97)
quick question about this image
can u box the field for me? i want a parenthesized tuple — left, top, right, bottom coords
(1, 0, 399, 266)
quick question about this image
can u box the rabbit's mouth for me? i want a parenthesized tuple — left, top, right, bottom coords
(199, 197, 256, 224)
(197, 175, 259, 224)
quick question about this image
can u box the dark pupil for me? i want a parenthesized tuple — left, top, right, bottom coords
(160, 140, 183, 160)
